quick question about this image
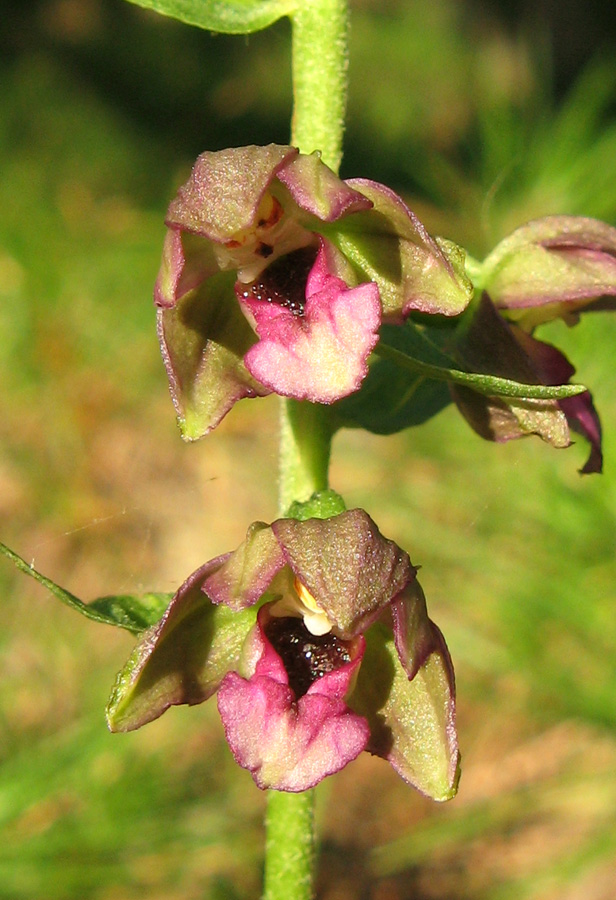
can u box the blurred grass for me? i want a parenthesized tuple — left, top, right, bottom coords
(1, 1, 616, 898)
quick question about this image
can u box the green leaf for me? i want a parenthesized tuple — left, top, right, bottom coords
(335, 358, 451, 434)
(89, 593, 172, 633)
(0, 541, 170, 634)
(124, 0, 296, 34)
(376, 322, 587, 400)
(334, 320, 453, 433)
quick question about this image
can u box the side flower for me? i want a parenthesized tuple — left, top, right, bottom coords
(155, 144, 472, 439)
(454, 216, 616, 473)
(107, 509, 459, 799)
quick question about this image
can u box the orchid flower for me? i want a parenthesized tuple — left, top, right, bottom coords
(107, 508, 459, 798)
(155, 144, 472, 438)
(454, 217, 616, 472)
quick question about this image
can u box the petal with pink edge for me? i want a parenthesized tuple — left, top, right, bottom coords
(240, 242, 381, 403)
(217, 613, 369, 791)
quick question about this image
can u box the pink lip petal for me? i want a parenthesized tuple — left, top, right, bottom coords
(242, 244, 381, 403)
(217, 616, 369, 792)
(218, 670, 370, 791)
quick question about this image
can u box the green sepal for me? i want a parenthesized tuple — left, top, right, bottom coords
(351, 622, 459, 802)
(0, 541, 169, 634)
(285, 489, 347, 521)
(326, 180, 473, 318)
(158, 270, 268, 441)
(123, 0, 296, 34)
(107, 579, 256, 731)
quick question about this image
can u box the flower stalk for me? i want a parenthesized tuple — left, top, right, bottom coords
(276, 0, 349, 513)
(264, 790, 315, 900)
(278, 400, 332, 514)
(290, 0, 349, 173)
(270, 2, 349, 895)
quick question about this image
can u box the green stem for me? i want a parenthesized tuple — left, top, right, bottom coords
(278, 399, 333, 515)
(278, 0, 348, 517)
(290, 0, 349, 172)
(263, 4, 348, 899)
(263, 790, 315, 900)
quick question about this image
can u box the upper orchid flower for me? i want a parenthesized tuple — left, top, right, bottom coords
(155, 144, 472, 439)
(452, 216, 616, 473)
(107, 506, 459, 799)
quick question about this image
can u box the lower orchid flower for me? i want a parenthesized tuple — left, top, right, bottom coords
(107, 508, 459, 799)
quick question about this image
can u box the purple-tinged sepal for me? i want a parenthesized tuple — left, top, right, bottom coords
(328, 178, 473, 319)
(512, 327, 603, 473)
(480, 216, 616, 331)
(106, 558, 257, 731)
(350, 579, 459, 800)
(157, 270, 269, 439)
(270, 508, 413, 637)
(449, 294, 571, 451)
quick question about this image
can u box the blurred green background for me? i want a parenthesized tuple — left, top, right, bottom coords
(1, 1, 616, 897)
